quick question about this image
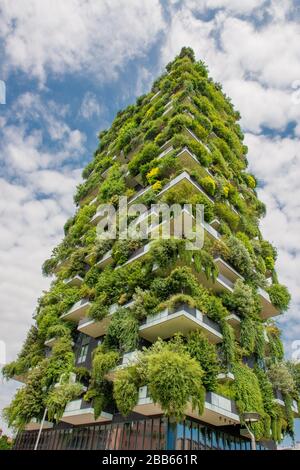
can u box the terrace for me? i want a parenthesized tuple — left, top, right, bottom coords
(139, 303, 222, 344)
(133, 387, 240, 427)
(61, 399, 113, 425)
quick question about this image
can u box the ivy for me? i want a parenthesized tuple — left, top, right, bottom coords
(268, 284, 291, 311)
(186, 330, 220, 391)
(46, 382, 83, 422)
(105, 307, 139, 353)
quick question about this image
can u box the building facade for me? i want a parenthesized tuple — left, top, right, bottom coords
(3, 48, 298, 450)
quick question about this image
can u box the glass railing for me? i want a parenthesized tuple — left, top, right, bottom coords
(141, 302, 221, 334)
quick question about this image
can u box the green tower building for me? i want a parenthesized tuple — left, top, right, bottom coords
(3, 48, 298, 451)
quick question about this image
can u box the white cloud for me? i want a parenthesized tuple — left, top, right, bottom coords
(0, 0, 165, 83)
(185, 0, 267, 15)
(0, 93, 85, 435)
(245, 132, 300, 352)
(79, 92, 103, 120)
(158, 0, 300, 357)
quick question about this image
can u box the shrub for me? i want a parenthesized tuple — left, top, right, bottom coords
(113, 366, 140, 416)
(91, 348, 120, 385)
(200, 176, 216, 196)
(186, 330, 220, 391)
(150, 239, 180, 269)
(128, 143, 159, 176)
(215, 202, 239, 231)
(105, 308, 139, 353)
(115, 120, 138, 152)
(112, 240, 142, 266)
(46, 382, 83, 422)
(232, 363, 266, 439)
(88, 296, 109, 321)
(143, 340, 205, 421)
(3, 364, 48, 429)
(267, 362, 296, 395)
(226, 235, 255, 278)
(268, 284, 291, 311)
(223, 279, 260, 318)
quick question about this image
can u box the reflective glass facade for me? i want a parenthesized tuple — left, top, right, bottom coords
(14, 416, 267, 450)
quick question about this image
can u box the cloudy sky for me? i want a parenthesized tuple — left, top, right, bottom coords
(0, 0, 300, 442)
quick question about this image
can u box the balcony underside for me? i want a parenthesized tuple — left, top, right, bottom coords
(77, 314, 113, 338)
(259, 290, 280, 320)
(61, 408, 112, 426)
(60, 301, 91, 323)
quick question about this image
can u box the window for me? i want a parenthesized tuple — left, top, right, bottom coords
(77, 343, 88, 364)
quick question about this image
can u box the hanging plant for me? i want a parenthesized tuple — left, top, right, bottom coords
(46, 382, 84, 422)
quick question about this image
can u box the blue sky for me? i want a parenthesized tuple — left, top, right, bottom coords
(0, 0, 300, 445)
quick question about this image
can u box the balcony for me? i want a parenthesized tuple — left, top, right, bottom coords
(150, 90, 161, 102)
(274, 390, 299, 416)
(258, 287, 280, 320)
(77, 300, 134, 338)
(120, 243, 151, 268)
(139, 303, 222, 344)
(188, 262, 234, 294)
(133, 387, 239, 427)
(25, 419, 53, 431)
(44, 337, 58, 348)
(12, 371, 30, 383)
(226, 313, 241, 329)
(79, 186, 98, 208)
(128, 171, 214, 208)
(63, 275, 83, 287)
(88, 196, 98, 206)
(61, 399, 113, 425)
(159, 138, 173, 153)
(210, 218, 221, 231)
(124, 169, 141, 189)
(105, 350, 139, 381)
(217, 372, 235, 383)
(176, 147, 215, 181)
(162, 102, 174, 117)
(225, 313, 241, 339)
(158, 171, 214, 204)
(95, 249, 113, 269)
(183, 127, 211, 154)
(91, 209, 106, 226)
(53, 258, 71, 274)
(214, 257, 243, 284)
(60, 299, 91, 323)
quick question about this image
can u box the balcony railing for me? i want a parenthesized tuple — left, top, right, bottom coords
(139, 302, 222, 344)
(106, 350, 139, 381)
(214, 257, 243, 284)
(63, 275, 83, 287)
(60, 299, 91, 323)
(274, 390, 299, 416)
(129, 171, 214, 207)
(184, 127, 211, 154)
(134, 386, 239, 427)
(77, 300, 135, 338)
(61, 399, 113, 425)
(258, 287, 280, 320)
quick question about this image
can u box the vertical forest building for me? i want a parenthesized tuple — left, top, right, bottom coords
(4, 48, 299, 451)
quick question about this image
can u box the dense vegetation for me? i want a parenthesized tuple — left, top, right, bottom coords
(2, 47, 297, 444)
